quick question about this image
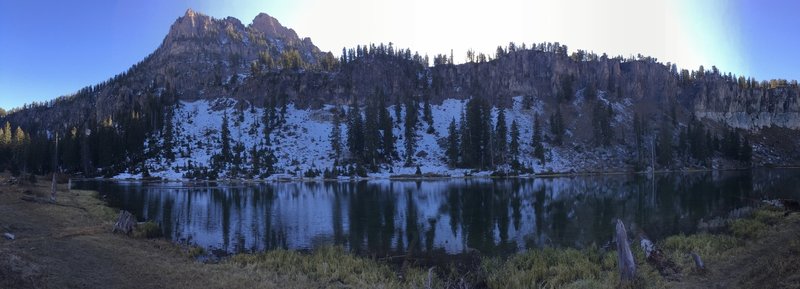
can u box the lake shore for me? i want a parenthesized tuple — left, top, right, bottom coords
(104, 165, 800, 183)
(2, 173, 799, 288)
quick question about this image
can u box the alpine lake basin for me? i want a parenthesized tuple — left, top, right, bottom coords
(72, 169, 800, 260)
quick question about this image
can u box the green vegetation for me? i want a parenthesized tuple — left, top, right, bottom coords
(229, 246, 432, 289)
(661, 233, 741, 272)
(729, 218, 768, 239)
(133, 221, 163, 239)
(483, 205, 788, 289)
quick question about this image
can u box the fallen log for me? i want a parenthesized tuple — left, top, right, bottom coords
(3, 232, 14, 240)
(112, 210, 137, 235)
(781, 199, 800, 212)
(20, 195, 49, 203)
(616, 219, 636, 281)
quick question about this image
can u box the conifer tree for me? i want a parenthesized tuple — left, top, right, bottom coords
(403, 99, 418, 165)
(550, 106, 565, 146)
(378, 100, 395, 161)
(458, 108, 471, 165)
(2, 122, 11, 145)
(423, 96, 434, 132)
(347, 104, 364, 162)
(330, 107, 342, 160)
(494, 108, 508, 163)
(633, 113, 648, 166)
(220, 111, 232, 164)
(740, 137, 752, 163)
(462, 97, 491, 169)
(162, 106, 175, 161)
(446, 118, 460, 167)
(509, 120, 520, 160)
(656, 122, 673, 167)
(532, 115, 545, 164)
(363, 99, 381, 165)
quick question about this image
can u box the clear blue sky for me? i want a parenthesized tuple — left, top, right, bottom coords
(1, 0, 798, 110)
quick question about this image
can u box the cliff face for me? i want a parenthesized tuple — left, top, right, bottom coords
(3, 10, 800, 170)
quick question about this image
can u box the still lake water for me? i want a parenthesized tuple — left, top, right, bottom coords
(73, 169, 800, 257)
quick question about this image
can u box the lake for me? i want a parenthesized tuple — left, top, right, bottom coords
(72, 169, 800, 257)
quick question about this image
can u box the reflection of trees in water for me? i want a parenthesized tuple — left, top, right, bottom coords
(83, 169, 796, 256)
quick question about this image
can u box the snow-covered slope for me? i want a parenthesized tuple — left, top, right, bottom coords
(118, 94, 634, 180)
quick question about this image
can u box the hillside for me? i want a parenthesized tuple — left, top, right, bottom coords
(1, 10, 799, 179)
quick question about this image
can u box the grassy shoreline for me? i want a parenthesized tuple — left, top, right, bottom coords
(3, 174, 799, 288)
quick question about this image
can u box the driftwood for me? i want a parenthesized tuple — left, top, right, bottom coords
(690, 252, 705, 271)
(639, 234, 680, 277)
(3, 232, 14, 240)
(112, 210, 137, 235)
(616, 219, 636, 281)
(20, 195, 51, 204)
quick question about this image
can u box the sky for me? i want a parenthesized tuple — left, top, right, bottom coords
(1, 0, 798, 110)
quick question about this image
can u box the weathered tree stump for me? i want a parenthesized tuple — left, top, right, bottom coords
(112, 210, 137, 235)
(690, 252, 705, 271)
(50, 173, 57, 202)
(616, 219, 636, 281)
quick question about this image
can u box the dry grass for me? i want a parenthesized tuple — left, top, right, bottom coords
(229, 246, 432, 289)
(483, 246, 667, 289)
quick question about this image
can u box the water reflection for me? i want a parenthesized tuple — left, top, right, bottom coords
(74, 169, 800, 257)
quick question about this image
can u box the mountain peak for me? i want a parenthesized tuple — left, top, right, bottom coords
(250, 12, 298, 40)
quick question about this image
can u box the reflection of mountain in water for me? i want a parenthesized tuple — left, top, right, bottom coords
(76, 169, 800, 257)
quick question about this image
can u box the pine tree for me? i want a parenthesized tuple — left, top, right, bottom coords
(550, 106, 564, 146)
(347, 104, 364, 162)
(633, 113, 650, 167)
(592, 102, 614, 146)
(363, 99, 381, 166)
(446, 118, 460, 167)
(603, 104, 614, 145)
(378, 100, 395, 161)
(509, 120, 520, 159)
(403, 99, 418, 165)
(330, 107, 343, 160)
(656, 122, 673, 167)
(250, 144, 261, 177)
(560, 76, 574, 102)
(462, 97, 492, 169)
(163, 106, 175, 161)
(423, 96, 434, 131)
(740, 137, 752, 163)
(2, 122, 11, 145)
(458, 108, 471, 165)
(494, 108, 508, 164)
(532, 115, 545, 165)
(220, 111, 232, 164)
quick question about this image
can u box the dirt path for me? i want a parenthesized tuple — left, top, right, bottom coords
(0, 177, 306, 289)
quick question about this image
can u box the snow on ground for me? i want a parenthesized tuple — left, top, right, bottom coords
(119, 95, 634, 181)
